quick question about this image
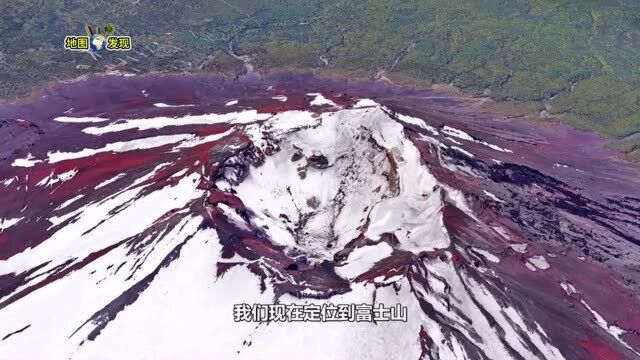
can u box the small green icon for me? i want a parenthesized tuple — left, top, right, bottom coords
(104, 23, 116, 35)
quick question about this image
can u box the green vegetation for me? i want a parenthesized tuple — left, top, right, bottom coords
(1, 0, 640, 156)
(104, 23, 116, 35)
(551, 77, 640, 138)
(264, 40, 317, 68)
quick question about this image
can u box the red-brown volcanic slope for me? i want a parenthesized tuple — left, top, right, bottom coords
(0, 74, 639, 359)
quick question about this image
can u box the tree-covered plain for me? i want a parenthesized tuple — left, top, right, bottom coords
(2, 0, 639, 158)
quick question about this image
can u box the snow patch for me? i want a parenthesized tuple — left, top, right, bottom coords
(171, 128, 235, 150)
(0, 172, 204, 276)
(307, 93, 338, 107)
(471, 247, 500, 263)
(47, 134, 192, 163)
(526, 255, 550, 271)
(217, 203, 251, 232)
(335, 242, 393, 280)
(483, 190, 505, 203)
(55, 194, 85, 210)
(373, 274, 404, 285)
(353, 99, 379, 108)
(0, 217, 23, 232)
(36, 169, 78, 187)
(153, 103, 195, 108)
(12, 153, 42, 167)
(82, 110, 269, 134)
(442, 125, 513, 153)
(2, 176, 18, 186)
(560, 281, 578, 296)
(397, 113, 439, 135)
(54, 116, 111, 123)
(95, 173, 127, 189)
(451, 145, 475, 158)
(509, 243, 528, 253)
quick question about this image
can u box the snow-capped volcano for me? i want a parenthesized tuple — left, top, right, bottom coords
(0, 75, 639, 359)
(234, 104, 449, 260)
(212, 102, 565, 359)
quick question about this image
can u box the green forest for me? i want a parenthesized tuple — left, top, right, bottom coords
(2, 0, 640, 159)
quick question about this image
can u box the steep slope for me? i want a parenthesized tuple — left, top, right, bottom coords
(0, 76, 639, 359)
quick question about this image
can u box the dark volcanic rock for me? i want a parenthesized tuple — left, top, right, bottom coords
(0, 74, 639, 359)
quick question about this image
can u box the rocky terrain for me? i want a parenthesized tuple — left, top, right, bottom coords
(0, 75, 639, 359)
